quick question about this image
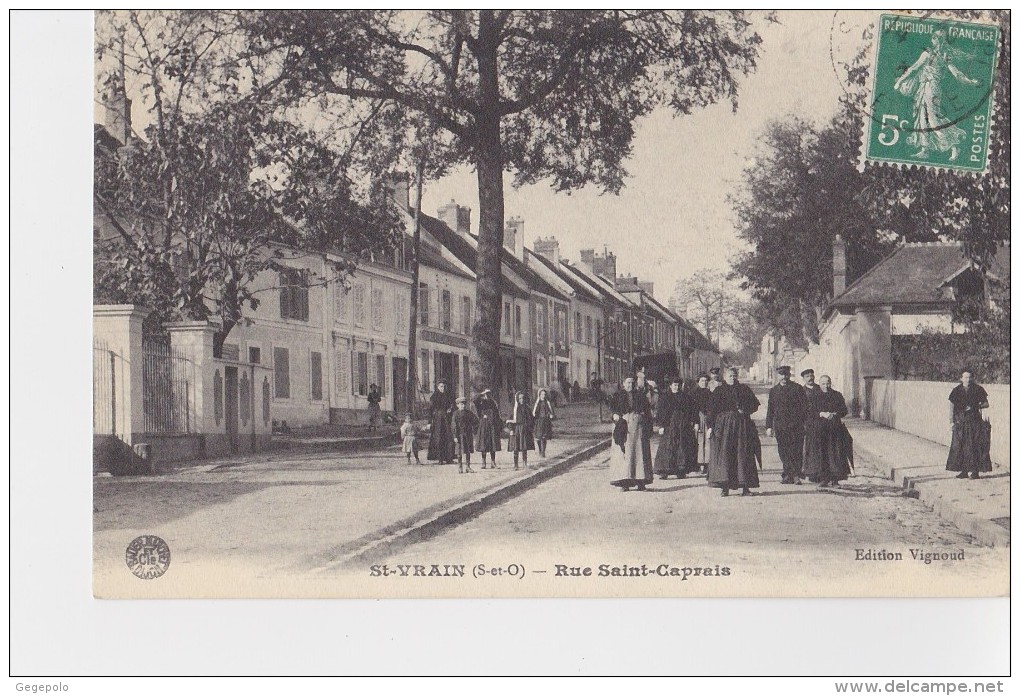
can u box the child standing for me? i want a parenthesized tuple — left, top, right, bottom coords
(507, 391, 536, 470)
(533, 389, 555, 458)
(451, 397, 480, 474)
(400, 414, 421, 465)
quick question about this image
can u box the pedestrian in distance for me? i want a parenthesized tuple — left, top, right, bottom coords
(653, 376, 698, 480)
(608, 375, 654, 492)
(451, 396, 479, 474)
(707, 367, 761, 497)
(533, 388, 555, 458)
(400, 414, 421, 465)
(473, 388, 502, 469)
(802, 375, 853, 488)
(692, 374, 712, 472)
(367, 383, 382, 431)
(506, 391, 536, 470)
(426, 379, 456, 464)
(945, 369, 992, 480)
(765, 365, 808, 484)
(571, 380, 581, 402)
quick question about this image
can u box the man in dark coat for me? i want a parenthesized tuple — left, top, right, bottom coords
(707, 367, 761, 496)
(765, 365, 808, 484)
(426, 380, 456, 463)
(473, 388, 502, 469)
(946, 370, 992, 479)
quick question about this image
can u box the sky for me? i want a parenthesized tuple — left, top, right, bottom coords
(421, 11, 861, 305)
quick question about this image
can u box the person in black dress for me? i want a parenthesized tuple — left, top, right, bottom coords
(707, 367, 761, 497)
(692, 374, 712, 472)
(946, 370, 992, 479)
(473, 388, 502, 469)
(802, 375, 853, 487)
(507, 391, 536, 470)
(426, 380, 455, 464)
(653, 376, 698, 480)
(532, 389, 555, 458)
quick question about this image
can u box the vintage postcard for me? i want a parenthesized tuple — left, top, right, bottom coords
(92, 9, 1010, 600)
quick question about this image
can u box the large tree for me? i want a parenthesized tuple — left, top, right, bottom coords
(94, 11, 401, 353)
(241, 10, 767, 391)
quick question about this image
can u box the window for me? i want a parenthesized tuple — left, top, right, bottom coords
(354, 351, 368, 396)
(575, 312, 582, 342)
(536, 303, 545, 341)
(514, 305, 522, 338)
(419, 283, 430, 326)
(310, 351, 323, 401)
(371, 286, 384, 330)
(279, 269, 309, 321)
(557, 307, 568, 345)
(420, 349, 430, 392)
(503, 302, 511, 336)
(441, 290, 452, 331)
(333, 280, 347, 324)
(353, 283, 367, 326)
(585, 316, 593, 345)
(595, 319, 601, 347)
(462, 296, 472, 335)
(396, 292, 407, 334)
(248, 346, 261, 364)
(375, 354, 386, 395)
(273, 347, 290, 398)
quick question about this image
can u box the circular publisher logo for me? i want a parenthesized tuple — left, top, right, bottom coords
(125, 535, 171, 579)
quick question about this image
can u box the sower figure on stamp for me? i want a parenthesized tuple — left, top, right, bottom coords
(707, 367, 761, 497)
(766, 365, 808, 485)
(451, 396, 479, 474)
(946, 370, 992, 480)
(802, 375, 853, 488)
(426, 379, 456, 464)
(473, 388, 502, 469)
(609, 375, 654, 492)
(653, 376, 698, 480)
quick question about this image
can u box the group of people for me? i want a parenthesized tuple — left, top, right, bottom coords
(607, 364, 857, 498)
(401, 380, 557, 474)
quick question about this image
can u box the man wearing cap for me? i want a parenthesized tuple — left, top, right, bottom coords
(473, 388, 502, 469)
(766, 366, 808, 484)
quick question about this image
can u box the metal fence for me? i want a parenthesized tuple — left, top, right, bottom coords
(142, 338, 195, 434)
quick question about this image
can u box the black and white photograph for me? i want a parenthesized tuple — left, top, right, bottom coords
(9, 7, 1012, 680)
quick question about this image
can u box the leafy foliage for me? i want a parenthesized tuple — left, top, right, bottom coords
(94, 11, 401, 349)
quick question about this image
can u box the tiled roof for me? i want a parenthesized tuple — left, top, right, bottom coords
(418, 214, 529, 299)
(830, 242, 1010, 310)
(525, 250, 602, 304)
(414, 239, 475, 281)
(690, 328, 719, 352)
(559, 261, 634, 309)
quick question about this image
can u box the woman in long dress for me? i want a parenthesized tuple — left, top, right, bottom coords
(609, 375, 654, 492)
(653, 377, 697, 480)
(473, 388, 502, 469)
(945, 370, 992, 479)
(506, 391, 536, 470)
(692, 374, 712, 472)
(707, 367, 761, 497)
(893, 30, 981, 161)
(532, 389, 555, 458)
(802, 375, 853, 488)
(426, 380, 456, 464)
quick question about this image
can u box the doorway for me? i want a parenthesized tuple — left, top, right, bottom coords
(224, 366, 239, 453)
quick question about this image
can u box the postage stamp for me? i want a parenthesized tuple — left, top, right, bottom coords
(862, 14, 1001, 173)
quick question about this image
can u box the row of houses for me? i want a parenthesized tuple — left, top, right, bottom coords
(92, 98, 720, 464)
(218, 184, 721, 430)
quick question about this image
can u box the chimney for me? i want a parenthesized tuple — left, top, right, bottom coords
(438, 199, 471, 236)
(385, 172, 410, 211)
(504, 216, 524, 256)
(533, 235, 560, 265)
(638, 281, 655, 297)
(579, 249, 595, 271)
(833, 234, 847, 297)
(592, 247, 617, 281)
(102, 35, 131, 145)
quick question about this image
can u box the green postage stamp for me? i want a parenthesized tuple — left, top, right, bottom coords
(863, 14, 1000, 174)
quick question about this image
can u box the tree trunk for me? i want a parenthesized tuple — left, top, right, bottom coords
(471, 11, 505, 401)
(406, 161, 424, 417)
